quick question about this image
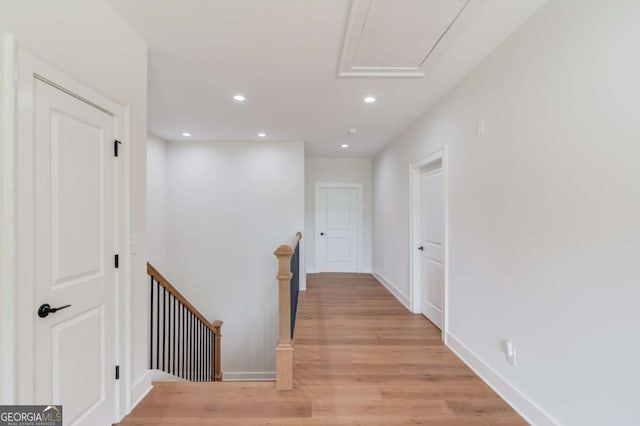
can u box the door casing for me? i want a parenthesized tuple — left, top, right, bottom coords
(4, 40, 132, 421)
(0, 34, 18, 406)
(410, 147, 449, 342)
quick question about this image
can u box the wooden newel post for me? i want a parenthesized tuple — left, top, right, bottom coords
(274, 244, 294, 390)
(211, 320, 223, 381)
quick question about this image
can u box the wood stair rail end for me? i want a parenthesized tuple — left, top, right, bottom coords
(211, 320, 223, 381)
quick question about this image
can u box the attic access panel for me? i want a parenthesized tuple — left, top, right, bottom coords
(338, 0, 471, 77)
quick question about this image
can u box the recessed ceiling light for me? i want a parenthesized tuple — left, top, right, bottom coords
(258, 132, 266, 138)
(233, 94, 246, 102)
(364, 96, 376, 103)
(181, 132, 191, 137)
(341, 144, 349, 148)
(349, 128, 357, 134)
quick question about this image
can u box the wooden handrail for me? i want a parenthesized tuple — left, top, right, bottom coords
(147, 263, 218, 335)
(147, 262, 223, 381)
(273, 231, 302, 391)
(274, 232, 302, 259)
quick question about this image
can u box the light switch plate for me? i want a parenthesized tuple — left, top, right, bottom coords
(129, 235, 139, 255)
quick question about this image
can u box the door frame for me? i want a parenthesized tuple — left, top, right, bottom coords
(2, 38, 132, 421)
(409, 147, 448, 341)
(314, 182, 363, 273)
(0, 33, 18, 405)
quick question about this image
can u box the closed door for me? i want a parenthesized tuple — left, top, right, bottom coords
(316, 186, 359, 272)
(419, 166, 445, 329)
(33, 79, 117, 425)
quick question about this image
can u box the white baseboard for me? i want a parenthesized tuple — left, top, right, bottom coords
(446, 333, 558, 426)
(130, 369, 187, 412)
(223, 371, 276, 381)
(150, 369, 187, 382)
(130, 371, 153, 411)
(371, 268, 411, 311)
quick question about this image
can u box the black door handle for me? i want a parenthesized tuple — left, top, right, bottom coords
(320, 232, 325, 236)
(418, 246, 424, 251)
(38, 303, 71, 318)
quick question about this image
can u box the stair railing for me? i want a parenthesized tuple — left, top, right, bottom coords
(147, 262, 223, 381)
(273, 231, 302, 390)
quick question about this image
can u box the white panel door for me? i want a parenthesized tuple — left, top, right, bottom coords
(33, 79, 117, 425)
(316, 187, 359, 272)
(419, 168, 445, 329)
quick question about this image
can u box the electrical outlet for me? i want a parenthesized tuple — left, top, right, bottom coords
(505, 341, 516, 367)
(476, 119, 485, 137)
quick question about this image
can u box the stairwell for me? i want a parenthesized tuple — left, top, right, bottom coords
(119, 273, 525, 424)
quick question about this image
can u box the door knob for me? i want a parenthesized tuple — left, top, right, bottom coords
(320, 232, 325, 236)
(37, 303, 71, 318)
(418, 246, 424, 251)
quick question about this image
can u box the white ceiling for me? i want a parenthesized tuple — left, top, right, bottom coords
(108, 0, 547, 157)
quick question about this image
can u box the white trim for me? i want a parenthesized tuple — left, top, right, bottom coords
(0, 33, 17, 405)
(120, 104, 133, 420)
(129, 369, 186, 412)
(409, 147, 448, 341)
(338, 70, 425, 78)
(371, 268, 411, 311)
(314, 182, 364, 273)
(223, 372, 276, 381)
(130, 371, 153, 410)
(446, 333, 559, 426)
(14, 45, 131, 423)
(149, 370, 187, 383)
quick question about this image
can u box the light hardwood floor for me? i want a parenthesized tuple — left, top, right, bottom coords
(119, 273, 525, 425)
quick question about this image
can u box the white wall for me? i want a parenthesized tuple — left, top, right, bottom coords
(165, 140, 305, 379)
(147, 134, 168, 271)
(305, 157, 372, 274)
(372, 0, 640, 424)
(0, 0, 148, 411)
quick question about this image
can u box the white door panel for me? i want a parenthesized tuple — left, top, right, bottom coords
(33, 79, 116, 426)
(326, 237, 351, 262)
(422, 242, 443, 262)
(422, 171, 444, 244)
(423, 259, 444, 311)
(420, 169, 444, 328)
(326, 192, 351, 229)
(316, 186, 359, 272)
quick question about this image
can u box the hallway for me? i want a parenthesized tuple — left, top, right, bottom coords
(120, 273, 524, 424)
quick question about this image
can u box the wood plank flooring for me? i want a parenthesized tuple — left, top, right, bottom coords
(119, 273, 525, 425)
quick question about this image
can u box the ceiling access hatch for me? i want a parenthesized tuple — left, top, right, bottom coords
(338, 0, 471, 78)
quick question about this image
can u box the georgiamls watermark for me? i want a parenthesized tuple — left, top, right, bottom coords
(0, 405, 62, 426)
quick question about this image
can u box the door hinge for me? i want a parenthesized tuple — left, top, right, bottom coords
(115, 365, 120, 380)
(114, 139, 122, 157)
(114, 254, 119, 269)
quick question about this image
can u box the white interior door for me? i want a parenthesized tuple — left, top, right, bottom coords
(33, 78, 117, 425)
(316, 186, 359, 272)
(419, 165, 445, 329)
